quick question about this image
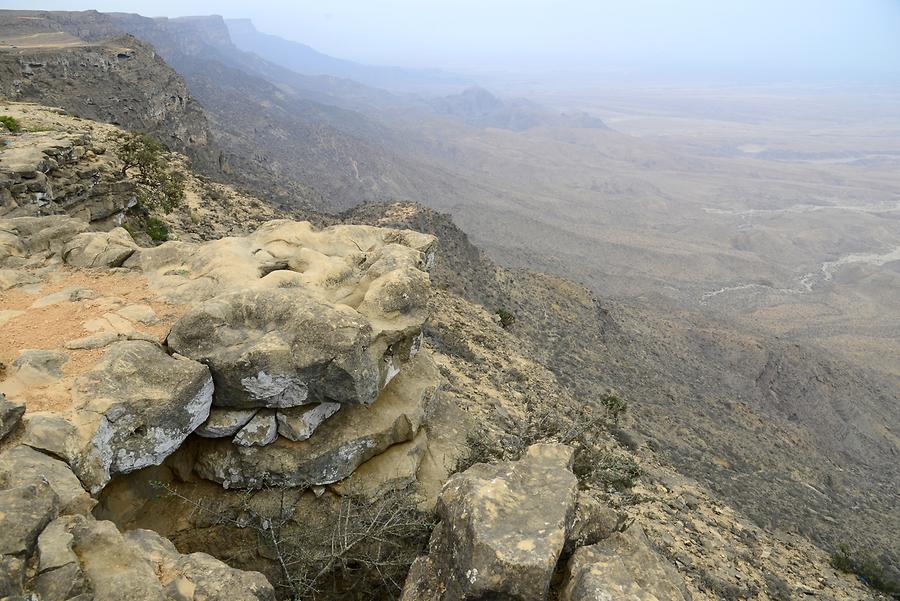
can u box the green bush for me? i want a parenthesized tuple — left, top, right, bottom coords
(830, 544, 899, 597)
(495, 307, 516, 328)
(0, 115, 20, 133)
(115, 132, 184, 213)
(144, 217, 169, 242)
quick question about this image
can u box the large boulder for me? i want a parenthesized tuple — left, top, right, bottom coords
(0, 480, 60, 557)
(23, 341, 213, 492)
(62, 226, 139, 267)
(33, 514, 276, 601)
(401, 444, 579, 601)
(136, 220, 434, 411)
(560, 524, 691, 601)
(125, 528, 275, 601)
(0, 445, 96, 515)
(167, 288, 396, 408)
(192, 350, 439, 488)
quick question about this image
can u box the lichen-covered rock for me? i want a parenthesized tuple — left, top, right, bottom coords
(22, 341, 212, 493)
(401, 444, 579, 601)
(560, 524, 691, 601)
(62, 227, 139, 267)
(69, 341, 213, 492)
(276, 402, 341, 441)
(196, 408, 258, 438)
(193, 350, 439, 489)
(0, 393, 25, 441)
(0, 480, 60, 557)
(0, 556, 25, 598)
(233, 410, 278, 447)
(0, 446, 96, 515)
(168, 288, 394, 408)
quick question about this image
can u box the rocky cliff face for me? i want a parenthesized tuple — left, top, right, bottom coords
(0, 15, 218, 173)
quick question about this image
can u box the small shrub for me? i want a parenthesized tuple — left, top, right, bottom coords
(495, 307, 516, 328)
(763, 572, 792, 601)
(830, 544, 899, 597)
(599, 393, 627, 424)
(0, 115, 20, 133)
(144, 217, 169, 242)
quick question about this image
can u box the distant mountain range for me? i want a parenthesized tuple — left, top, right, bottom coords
(225, 18, 469, 93)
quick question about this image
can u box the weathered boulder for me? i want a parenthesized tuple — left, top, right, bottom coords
(276, 402, 341, 441)
(401, 444, 579, 601)
(565, 490, 625, 553)
(196, 408, 258, 438)
(0, 393, 25, 441)
(168, 288, 395, 408)
(62, 226, 139, 267)
(125, 528, 276, 601)
(34, 517, 91, 600)
(41, 513, 277, 601)
(0, 480, 60, 557)
(560, 524, 690, 601)
(133, 220, 434, 412)
(0, 215, 88, 267)
(193, 350, 439, 489)
(23, 341, 213, 493)
(330, 428, 429, 498)
(0, 445, 96, 515)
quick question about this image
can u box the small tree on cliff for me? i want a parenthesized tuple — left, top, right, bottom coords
(115, 132, 185, 213)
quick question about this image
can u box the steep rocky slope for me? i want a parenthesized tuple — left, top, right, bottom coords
(0, 10, 322, 210)
(1, 107, 891, 600)
(0, 27, 217, 173)
(341, 201, 900, 596)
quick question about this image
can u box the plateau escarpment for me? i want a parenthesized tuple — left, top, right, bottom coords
(0, 107, 890, 599)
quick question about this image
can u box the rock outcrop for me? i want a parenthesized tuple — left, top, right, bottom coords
(21, 341, 212, 492)
(0, 442, 274, 600)
(0, 126, 136, 226)
(0, 393, 24, 440)
(560, 524, 690, 601)
(402, 444, 579, 601)
(192, 349, 439, 488)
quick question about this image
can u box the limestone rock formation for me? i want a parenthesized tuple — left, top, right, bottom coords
(0, 393, 24, 441)
(0, 129, 136, 226)
(146, 220, 434, 409)
(0, 441, 276, 600)
(62, 227, 140, 267)
(0, 480, 59, 557)
(24, 341, 213, 492)
(192, 350, 439, 488)
(0, 445, 96, 514)
(168, 287, 384, 408)
(402, 444, 579, 601)
(560, 524, 691, 601)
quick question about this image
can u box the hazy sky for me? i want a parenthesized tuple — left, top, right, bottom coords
(5, 0, 900, 78)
